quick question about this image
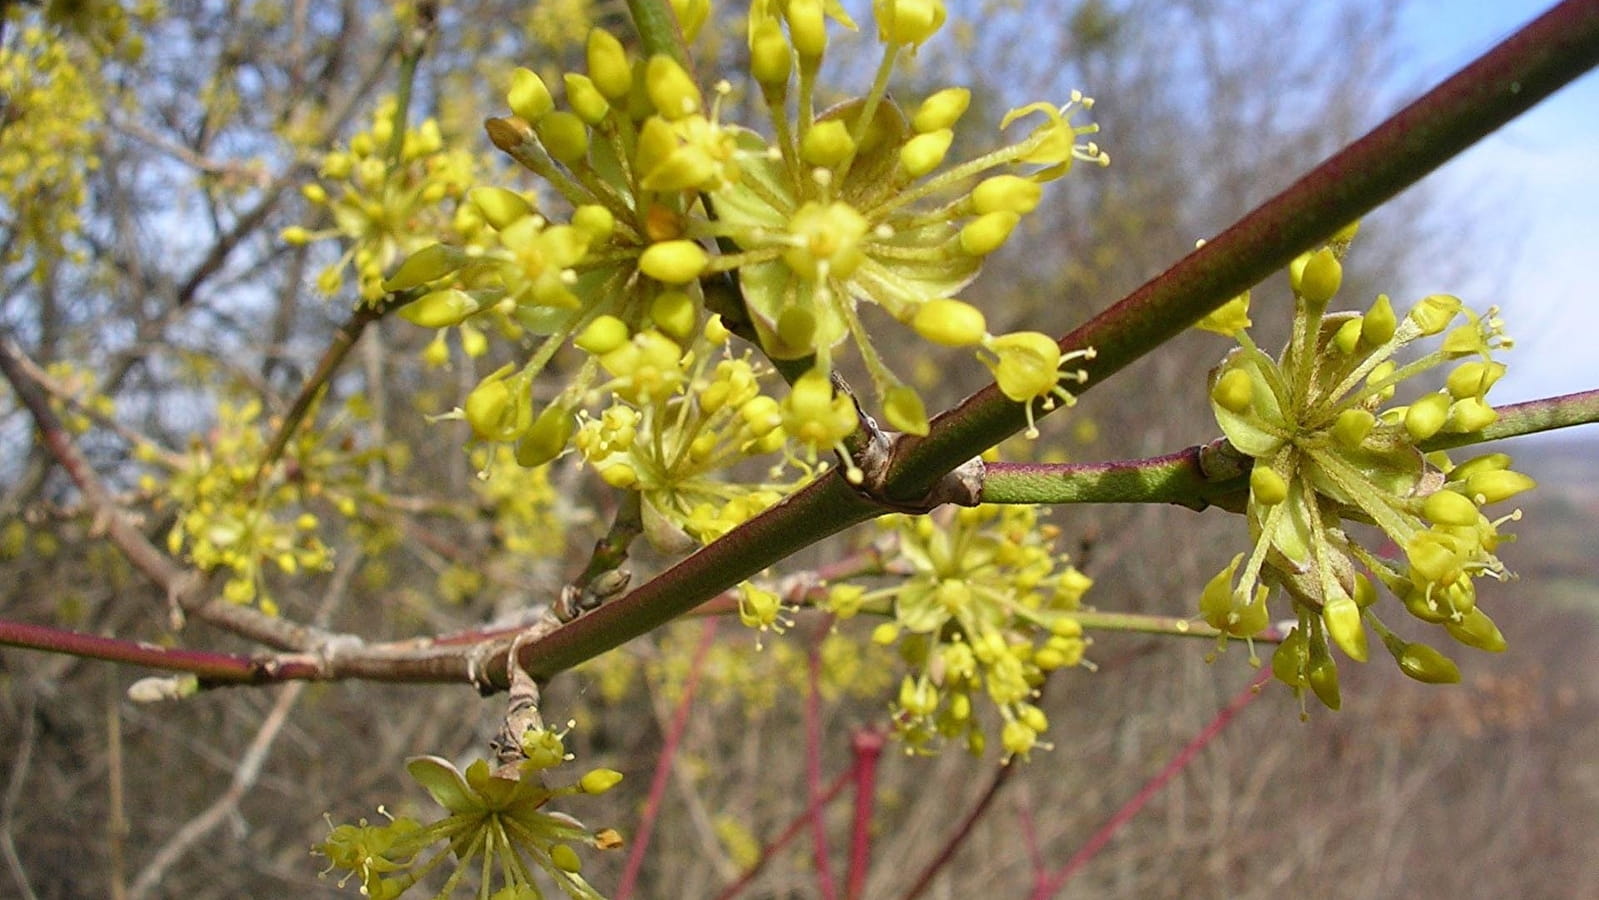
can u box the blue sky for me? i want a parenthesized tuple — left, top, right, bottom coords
(1395, 1, 1599, 406)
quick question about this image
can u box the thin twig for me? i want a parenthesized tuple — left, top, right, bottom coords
(805, 620, 840, 900)
(1028, 667, 1273, 899)
(0, 694, 40, 900)
(126, 681, 308, 900)
(714, 766, 855, 900)
(844, 729, 884, 900)
(617, 618, 720, 900)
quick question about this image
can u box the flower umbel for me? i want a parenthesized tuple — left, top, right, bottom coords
(1200, 225, 1533, 709)
(317, 726, 623, 899)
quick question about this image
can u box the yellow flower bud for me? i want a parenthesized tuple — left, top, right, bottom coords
(650, 291, 698, 340)
(913, 298, 987, 347)
(1293, 247, 1342, 306)
(576, 315, 630, 354)
(874, 0, 947, 45)
(1332, 408, 1374, 447)
(279, 225, 314, 245)
(1362, 293, 1397, 345)
(646, 54, 702, 120)
(1465, 468, 1535, 504)
(899, 128, 953, 177)
(639, 240, 709, 283)
(1422, 489, 1479, 527)
(670, 0, 710, 39)
(912, 87, 970, 132)
(1403, 392, 1451, 441)
(958, 210, 1020, 256)
(550, 844, 583, 873)
(1332, 316, 1363, 354)
(586, 28, 633, 101)
(971, 174, 1042, 215)
(1322, 595, 1368, 662)
(1307, 648, 1341, 710)
(469, 186, 535, 230)
(1210, 367, 1254, 414)
(786, 0, 828, 58)
(1445, 606, 1507, 652)
(536, 111, 589, 164)
(598, 462, 638, 488)
(579, 768, 625, 794)
(1250, 466, 1288, 506)
(1446, 396, 1497, 433)
(800, 119, 856, 167)
(750, 20, 793, 91)
(1445, 360, 1505, 399)
(573, 204, 615, 242)
(564, 73, 611, 125)
(508, 67, 554, 121)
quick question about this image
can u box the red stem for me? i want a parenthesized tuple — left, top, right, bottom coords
(1029, 668, 1272, 899)
(715, 766, 855, 900)
(616, 618, 720, 899)
(845, 729, 884, 900)
(805, 621, 840, 900)
(0, 619, 320, 683)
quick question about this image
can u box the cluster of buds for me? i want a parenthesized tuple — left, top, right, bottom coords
(1200, 224, 1534, 709)
(828, 505, 1093, 760)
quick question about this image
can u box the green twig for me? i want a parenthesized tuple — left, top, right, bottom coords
(980, 389, 1599, 507)
(626, 0, 692, 67)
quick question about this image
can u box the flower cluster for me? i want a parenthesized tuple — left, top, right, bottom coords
(371, 0, 1106, 483)
(144, 398, 375, 614)
(1200, 225, 1535, 709)
(284, 99, 480, 303)
(318, 724, 623, 900)
(827, 505, 1093, 760)
(0, 23, 105, 282)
